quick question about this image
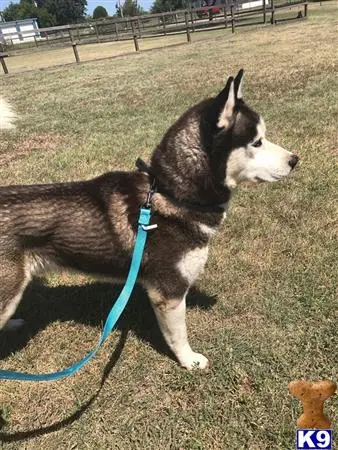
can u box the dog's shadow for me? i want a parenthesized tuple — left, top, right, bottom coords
(0, 278, 216, 360)
(0, 279, 216, 441)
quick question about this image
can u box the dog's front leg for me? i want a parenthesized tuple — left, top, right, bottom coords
(147, 289, 209, 370)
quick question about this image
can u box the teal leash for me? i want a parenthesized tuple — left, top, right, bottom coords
(0, 207, 153, 382)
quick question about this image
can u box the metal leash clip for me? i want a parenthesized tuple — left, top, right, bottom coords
(141, 224, 158, 231)
(142, 180, 157, 230)
(144, 177, 157, 209)
(136, 157, 158, 230)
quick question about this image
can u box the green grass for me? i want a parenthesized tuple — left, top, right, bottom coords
(5, 26, 240, 74)
(0, 3, 337, 449)
(5, 3, 310, 74)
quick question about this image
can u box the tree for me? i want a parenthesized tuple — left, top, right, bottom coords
(116, 0, 144, 17)
(36, 6, 56, 26)
(151, 0, 184, 13)
(44, 0, 87, 24)
(3, 0, 56, 27)
(2, 2, 22, 21)
(3, 0, 86, 26)
(93, 5, 108, 19)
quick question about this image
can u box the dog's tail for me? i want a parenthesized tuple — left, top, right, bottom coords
(0, 97, 16, 130)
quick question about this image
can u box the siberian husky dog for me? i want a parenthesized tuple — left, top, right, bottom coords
(0, 70, 298, 369)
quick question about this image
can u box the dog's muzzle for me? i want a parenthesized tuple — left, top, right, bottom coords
(288, 155, 299, 169)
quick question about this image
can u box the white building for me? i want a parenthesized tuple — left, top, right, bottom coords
(0, 18, 40, 45)
(241, 0, 267, 9)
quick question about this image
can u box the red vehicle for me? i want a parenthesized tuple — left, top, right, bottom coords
(196, 0, 221, 18)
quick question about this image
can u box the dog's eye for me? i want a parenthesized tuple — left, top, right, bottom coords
(252, 139, 262, 148)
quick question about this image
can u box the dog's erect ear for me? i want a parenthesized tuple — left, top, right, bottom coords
(234, 69, 244, 100)
(217, 76, 235, 129)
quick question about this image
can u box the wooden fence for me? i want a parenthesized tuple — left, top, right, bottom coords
(0, 0, 308, 73)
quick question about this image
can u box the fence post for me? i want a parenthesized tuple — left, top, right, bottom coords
(0, 53, 9, 74)
(94, 24, 100, 43)
(224, 7, 228, 28)
(115, 22, 119, 41)
(162, 14, 167, 35)
(208, 7, 213, 21)
(270, 0, 275, 24)
(184, 11, 191, 43)
(263, 0, 266, 23)
(131, 20, 139, 51)
(133, 34, 139, 51)
(304, 3, 308, 17)
(231, 4, 235, 33)
(190, 10, 195, 30)
(72, 42, 80, 63)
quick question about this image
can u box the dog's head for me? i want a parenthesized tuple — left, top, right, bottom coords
(205, 69, 299, 188)
(151, 70, 299, 206)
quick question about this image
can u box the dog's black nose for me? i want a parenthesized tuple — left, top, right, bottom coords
(288, 155, 299, 169)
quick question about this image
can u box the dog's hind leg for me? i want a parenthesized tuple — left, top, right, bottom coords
(146, 288, 209, 370)
(0, 254, 30, 331)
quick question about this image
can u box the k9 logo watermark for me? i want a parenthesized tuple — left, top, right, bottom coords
(296, 429, 333, 450)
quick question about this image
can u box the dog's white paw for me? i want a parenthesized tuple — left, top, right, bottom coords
(3, 319, 25, 331)
(181, 352, 210, 370)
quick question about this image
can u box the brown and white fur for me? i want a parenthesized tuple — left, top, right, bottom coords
(0, 70, 298, 369)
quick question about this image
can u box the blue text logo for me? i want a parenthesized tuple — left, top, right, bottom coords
(296, 429, 332, 450)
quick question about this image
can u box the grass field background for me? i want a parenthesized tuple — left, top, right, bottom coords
(4, 4, 312, 74)
(0, 3, 337, 449)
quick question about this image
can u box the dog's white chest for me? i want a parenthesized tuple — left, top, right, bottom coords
(176, 246, 209, 285)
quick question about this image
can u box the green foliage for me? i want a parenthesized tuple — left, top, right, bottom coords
(2, 2, 21, 21)
(116, 0, 145, 17)
(36, 6, 57, 26)
(44, 0, 87, 25)
(2, 0, 87, 26)
(151, 0, 184, 13)
(93, 5, 108, 19)
(3, 0, 56, 27)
